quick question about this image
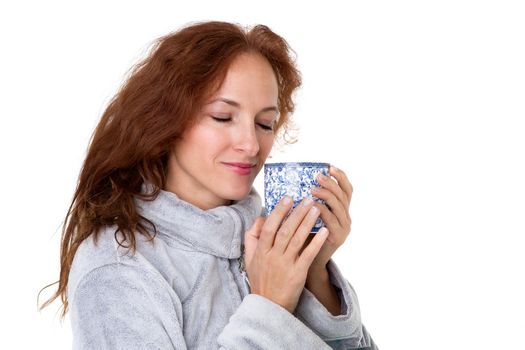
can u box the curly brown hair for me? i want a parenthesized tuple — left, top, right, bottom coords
(38, 20, 302, 319)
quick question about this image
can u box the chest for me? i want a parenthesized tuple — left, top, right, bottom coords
(180, 256, 250, 348)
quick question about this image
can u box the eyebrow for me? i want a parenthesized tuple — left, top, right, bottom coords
(208, 97, 279, 115)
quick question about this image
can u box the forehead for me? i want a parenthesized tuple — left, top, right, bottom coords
(209, 53, 279, 106)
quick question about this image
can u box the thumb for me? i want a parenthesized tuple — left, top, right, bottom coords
(244, 216, 265, 270)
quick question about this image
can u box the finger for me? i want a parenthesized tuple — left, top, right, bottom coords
(284, 205, 321, 258)
(244, 217, 265, 269)
(297, 227, 329, 268)
(315, 172, 348, 206)
(246, 216, 265, 239)
(313, 201, 342, 238)
(298, 232, 315, 256)
(258, 196, 294, 252)
(272, 197, 316, 255)
(329, 165, 353, 203)
(310, 186, 348, 225)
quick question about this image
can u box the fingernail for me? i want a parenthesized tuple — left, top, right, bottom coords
(303, 197, 313, 206)
(282, 196, 292, 205)
(319, 227, 328, 236)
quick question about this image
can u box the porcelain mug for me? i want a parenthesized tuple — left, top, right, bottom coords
(263, 162, 330, 233)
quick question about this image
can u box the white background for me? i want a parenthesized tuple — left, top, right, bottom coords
(1, 1, 524, 349)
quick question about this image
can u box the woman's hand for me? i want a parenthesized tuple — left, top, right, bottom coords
(305, 165, 353, 274)
(243, 196, 329, 313)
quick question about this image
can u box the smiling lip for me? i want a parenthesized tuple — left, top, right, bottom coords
(222, 162, 256, 176)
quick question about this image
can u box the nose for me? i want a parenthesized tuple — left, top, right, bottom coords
(233, 121, 260, 156)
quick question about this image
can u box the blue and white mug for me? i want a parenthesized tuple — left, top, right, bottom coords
(263, 162, 330, 233)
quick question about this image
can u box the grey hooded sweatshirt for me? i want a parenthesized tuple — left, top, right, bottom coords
(68, 183, 378, 349)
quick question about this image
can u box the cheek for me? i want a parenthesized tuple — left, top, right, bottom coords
(190, 127, 229, 156)
(174, 127, 210, 156)
(259, 135, 274, 155)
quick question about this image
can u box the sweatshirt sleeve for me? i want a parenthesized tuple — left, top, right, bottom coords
(70, 263, 187, 350)
(293, 259, 379, 349)
(217, 293, 332, 349)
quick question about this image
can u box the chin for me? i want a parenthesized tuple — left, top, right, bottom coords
(220, 185, 252, 202)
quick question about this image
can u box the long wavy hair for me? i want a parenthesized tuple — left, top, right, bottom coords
(38, 21, 302, 319)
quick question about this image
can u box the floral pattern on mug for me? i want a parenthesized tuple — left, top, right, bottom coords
(264, 162, 330, 233)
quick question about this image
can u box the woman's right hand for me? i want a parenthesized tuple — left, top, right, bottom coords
(243, 196, 329, 313)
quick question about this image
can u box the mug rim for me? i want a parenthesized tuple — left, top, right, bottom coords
(264, 162, 330, 168)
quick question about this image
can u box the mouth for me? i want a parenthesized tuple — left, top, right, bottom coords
(222, 162, 256, 175)
(222, 162, 256, 168)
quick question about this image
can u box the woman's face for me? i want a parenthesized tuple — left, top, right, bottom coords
(166, 52, 279, 210)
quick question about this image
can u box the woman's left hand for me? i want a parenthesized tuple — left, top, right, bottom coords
(303, 165, 353, 273)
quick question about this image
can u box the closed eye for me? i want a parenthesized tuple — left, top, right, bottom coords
(211, 116, 274, 131)
(211, 116, 231, 123)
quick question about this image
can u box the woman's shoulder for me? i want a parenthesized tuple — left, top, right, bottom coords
(67, 225, 198, 304)
(67, 227, 185, 329)
(67, 226, 148, 300)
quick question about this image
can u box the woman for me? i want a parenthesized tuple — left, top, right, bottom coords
(40, 21, 378, 349)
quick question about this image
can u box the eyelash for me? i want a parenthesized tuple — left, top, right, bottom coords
(211, 117, 274, 131)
